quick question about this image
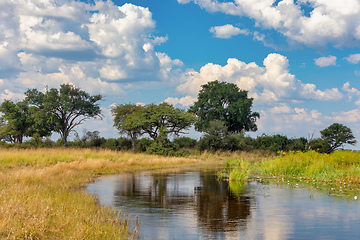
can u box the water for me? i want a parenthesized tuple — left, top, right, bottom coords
(86, 169, 360, 239)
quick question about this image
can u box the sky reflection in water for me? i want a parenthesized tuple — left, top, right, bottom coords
(86, 169, 360, 239)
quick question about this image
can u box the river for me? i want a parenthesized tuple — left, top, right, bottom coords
(86, 168, 360, 239)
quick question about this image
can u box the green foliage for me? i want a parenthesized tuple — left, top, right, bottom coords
(139, 102, 197, 141)
(287, 137, 307, 151)
(112, 103, 144, 150)
(145, 140, 190, 157)
(197, 120, 237, 152)
(307, 138, 330, 153)
(112, 102, 196, 146)
(253, 134, 290, 152)
(320, 123, 356, 153)
(25, 84, 102, 147)
(173, 137, 197, 149)
(135, 138, 154, 152)
(0, 100, 51, 143)
(190, 80, 260, 133)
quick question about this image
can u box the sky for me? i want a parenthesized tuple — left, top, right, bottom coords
(2, 0, 360, 148)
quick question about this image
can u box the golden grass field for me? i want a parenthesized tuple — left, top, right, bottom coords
(0, 148, 253, 239)
(5, 148, 357, 239)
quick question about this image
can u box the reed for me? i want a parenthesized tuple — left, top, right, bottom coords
(225, 150, 360, 184)
(0, 148, 226, 239)
(256, 150, 360, 183)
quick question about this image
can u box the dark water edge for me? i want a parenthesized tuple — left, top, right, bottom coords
(86, 169, 360, 240)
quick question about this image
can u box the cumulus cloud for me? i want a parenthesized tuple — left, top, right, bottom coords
(0, 0, 182, 101)
(164, 96, 198, 107)
(345, 54, 360, 64)
(314, 55, 337, 67)
(180, 0, 360, 48)
(330, 109, 360, 123)
(209, 24, 249, 39)
(176, 53, 343, 106)
(270, 103, 292, 114)
(342, 82, 360, 105)
(255, 105, 324, 135)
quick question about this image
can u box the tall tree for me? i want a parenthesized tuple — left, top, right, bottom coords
(112, 103, 144, 150)
(0, 100, 51, 143)
(25, 84, 103, 147)
(190, 80, 260, 133)
(139, 102, 197, 142)
(112, 102, 196, 143)
(320, 123, 356, 153)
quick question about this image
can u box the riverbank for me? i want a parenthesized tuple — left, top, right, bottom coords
(225, 151, 360, 190)
(0, 148, 267, 239)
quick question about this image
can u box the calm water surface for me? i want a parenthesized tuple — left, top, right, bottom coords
(86, 169, 360, 239)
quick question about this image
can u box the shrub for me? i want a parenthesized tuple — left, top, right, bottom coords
(173, 137, 197, 149)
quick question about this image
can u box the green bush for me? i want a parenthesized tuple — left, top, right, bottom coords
(136, 138, 154, 152)
(173, 137, 197, 148)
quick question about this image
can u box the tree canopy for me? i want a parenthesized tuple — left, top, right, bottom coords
(320, 123, 356, 153)
(25, 84, 103, 147)
(0, 100, 51, 143)
(189, 80, 260, 133)
(112, 103, 144, 150)
(112, 102, 196, 144)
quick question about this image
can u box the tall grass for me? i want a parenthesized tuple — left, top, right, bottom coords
(225, 150, 360, 184)
(257, 151, 360, 183)
(0, 148, 226, 239)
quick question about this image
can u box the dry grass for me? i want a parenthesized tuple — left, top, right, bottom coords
(0, 148, 228, 239)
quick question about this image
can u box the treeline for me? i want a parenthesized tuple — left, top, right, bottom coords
(0, 127, 340, 156)
(0, 82, 357, 155)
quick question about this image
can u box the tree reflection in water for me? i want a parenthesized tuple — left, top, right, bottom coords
(113, 170, 254, 235)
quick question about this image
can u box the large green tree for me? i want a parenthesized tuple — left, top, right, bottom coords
(112, 103, 144, 150)
(190, 80, 260, 133)
(140, 103, 197, 141)
(0, 100, 51, 143)
(320, 123, 356, 153)
(25, 84, 103, 147)
(112, 102, 196, 143)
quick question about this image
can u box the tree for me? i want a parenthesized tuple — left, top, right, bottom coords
(190, 80, 260, 133)
(112, 102, 196, 143)
(25, 84, 103, 147)
(320, 123, 356, 153)
(140, 103, 197, 142)
(0, 100, 51, 143)
(112, 103, 144, 150)
(197, 120, 232, 151)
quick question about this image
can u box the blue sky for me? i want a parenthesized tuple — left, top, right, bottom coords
(2, 0, 360, 148)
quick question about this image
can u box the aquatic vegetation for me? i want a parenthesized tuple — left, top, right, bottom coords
(256, 150, 360, 183)
(224, 151, 360, 198)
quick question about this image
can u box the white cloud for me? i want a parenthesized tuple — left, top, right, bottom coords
(182, 0, 360, 48)
(342, 82, 360, 105)
(0, 0, 182, 101)
(176, 53, 343, 105)
(345, 54, 360, 64)
(331, 109, 360, 123)
(164, 96, 197, 107)
(270, 103, 292, 114)
(209, 24, 249, 39)
(314, 55, 337, 67)
(256, 106, 324, 136)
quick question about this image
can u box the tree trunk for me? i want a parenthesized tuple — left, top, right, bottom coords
(62, 130, 69, 147)
(131, 138, 136, 151)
